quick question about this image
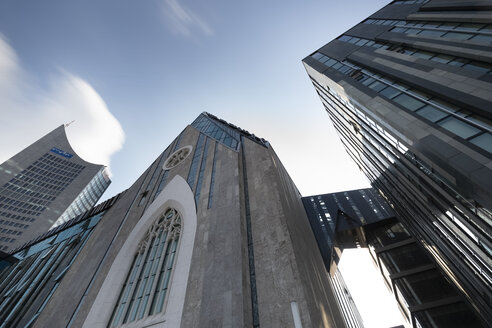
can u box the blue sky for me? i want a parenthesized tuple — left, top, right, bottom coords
(0, 1, 404, 326)
(0, 0, 392, 198)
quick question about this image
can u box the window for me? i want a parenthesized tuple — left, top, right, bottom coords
(395, 269, 458, 306)
(416, 105, 448, 122)
(418, 29, 444, 37)
(379, 243, 433, 274)
(392, 93, 425, 111)
(438, 117, 481, 139)
(109, 208, 181, 327)
(443, 31, 473, 40)
(470, 133, 492, 153)
(414, 302, 483, 328)
(368, 80, 387, 92)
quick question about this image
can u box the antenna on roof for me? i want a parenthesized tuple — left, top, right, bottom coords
(65, 120, 75, 128)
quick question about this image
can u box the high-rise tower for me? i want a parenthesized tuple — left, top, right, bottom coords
(303, 0, 492, 325)
(0, 125, 110, 252)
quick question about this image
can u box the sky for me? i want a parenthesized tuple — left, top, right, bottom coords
(0, 0, 404, 326)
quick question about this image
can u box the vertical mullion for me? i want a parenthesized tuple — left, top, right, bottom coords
(143, 229, 168, 316)
(155, 237, 178, 313)
(110, 254, 140, 327)
(135, 233, 161, 320)
(129, 236, 155, 322)
(149, 232, 173, 315)
(121, 242, 151, 324)
(9, 240, 74, 328)
(1, 242, 67, 327)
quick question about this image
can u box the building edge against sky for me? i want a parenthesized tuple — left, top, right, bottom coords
(0, 112, 351, 328)
(303, 0, 491, 326)
(0, 125, 110, 252)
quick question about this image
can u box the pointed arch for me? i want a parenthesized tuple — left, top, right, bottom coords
(83, 175, 197, 328)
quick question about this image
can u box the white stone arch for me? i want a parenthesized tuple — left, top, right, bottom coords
(83, 175, 197, 328)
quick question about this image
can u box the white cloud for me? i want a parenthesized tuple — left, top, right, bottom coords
(162, 0, 213, 37)
(0, 34, 124, 174)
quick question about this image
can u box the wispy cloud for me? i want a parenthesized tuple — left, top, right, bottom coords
(0, 34, 125, 174)
(162, 0, 213, 37)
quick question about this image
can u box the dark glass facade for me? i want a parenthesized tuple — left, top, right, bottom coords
(302, 188, 394, 272)
(304, 189, 485, 327)
(0, 194, 118, 327)
(303, 0, 491, 325)
(366, 219, 484, 328)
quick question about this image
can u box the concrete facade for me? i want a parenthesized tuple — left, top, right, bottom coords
(0, 113, 347, 328)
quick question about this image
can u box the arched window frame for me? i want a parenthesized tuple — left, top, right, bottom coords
(108, 208, 181, 327)
(83, 175, 197, 328)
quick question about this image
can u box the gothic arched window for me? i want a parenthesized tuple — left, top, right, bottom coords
(109, 208, 181, 327)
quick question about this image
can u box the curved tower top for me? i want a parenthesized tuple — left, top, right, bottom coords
(0, 125, 111, 252)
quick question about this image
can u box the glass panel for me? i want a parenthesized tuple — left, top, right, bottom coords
(406, 28, 421, 34)
(356, 39, 369, 46)
(416, 105, 449, 122)
(414, 302, 484, 328)
(448, 58, 468, 67)
(463, 62, 492, 72)
(361, 77, 376, 86)
(457, 23, 485, 32)
(368, 81, 387, 92)
(348, 37, 360, 44)
(332, 62, 342, 70)
(430, 54, 454, 64)
(413, 50, 434, 60)
(470, 34, 492, 43)
(395, 269, 458, 306)
(312, 52, 323, 60)
(469, 133, 492, 153)
(379, 243, 433, 274)
(393, 93, 426, 111)
(338, 65, 352, 74)
(339, 35, 351, 42)
(379, 86, 401, 99)
(366, 221, 411, 248)
(392, 27, 409, 33)
(438, 117, 481, 139)
(419, 29, 445, 37)
(443, 32, 474, 40)
(324, 58, 337, 67)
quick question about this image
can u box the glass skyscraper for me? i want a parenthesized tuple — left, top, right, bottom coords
(303, 0, 491, 326)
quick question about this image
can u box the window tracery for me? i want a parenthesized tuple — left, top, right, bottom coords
(108, 208, 181, 327)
